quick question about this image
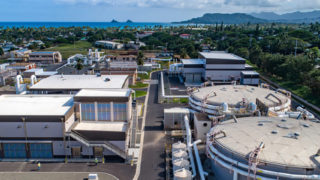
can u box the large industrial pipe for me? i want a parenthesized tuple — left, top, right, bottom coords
(208, 145, 320, 179)
(184, 115, 197, 178)
(30, 75, 37, 86)
(193, 140, 208, 180)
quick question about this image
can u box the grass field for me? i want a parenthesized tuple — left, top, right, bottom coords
(43, 41, 93, 59)
(134, 90, 147, 98)
(129, 82, 148, 89)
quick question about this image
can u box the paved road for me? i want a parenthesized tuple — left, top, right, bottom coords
(139, 72, 166, 180)
(138, 72, 186, 180)
(0, 161, 135, 180)
(0, 172, 117, 180)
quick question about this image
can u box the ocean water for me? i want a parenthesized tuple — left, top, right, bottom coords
(0, 22, 185, 28)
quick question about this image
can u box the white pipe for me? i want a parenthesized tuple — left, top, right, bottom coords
(193, 140, 208, 180)
(30, 75, 37, 86)
(208, 145, 320, 179)
(184, 115, 197, 178)
(207, 148, 273, 180)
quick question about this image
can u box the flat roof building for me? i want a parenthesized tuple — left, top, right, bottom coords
(95, 41, 123, 50)
(0, 88, 136, 160)
(29, 75, 129, 94)
(199, 51, 247, 81)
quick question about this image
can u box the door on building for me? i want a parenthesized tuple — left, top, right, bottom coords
(94, 147, 103, 157)
(29, 143, 53, 158)
(185, 74, 193, 83)
(3, 143, 27, 158)
(193, 74, 202, 83)
(71, 147, 81, 158)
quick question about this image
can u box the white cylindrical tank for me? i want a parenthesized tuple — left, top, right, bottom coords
(222, 102, 228, 112)
(249, 102, 257, 112)
(172, 141, 187, 152)
(172, 150, 188, 161)
(174, 168, 192, 180)
(173, 158, 190, 172)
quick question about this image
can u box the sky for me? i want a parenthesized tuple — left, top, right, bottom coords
(1, 0, 320, 22)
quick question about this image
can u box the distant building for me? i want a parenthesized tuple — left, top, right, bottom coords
(136, 31, 154, 39)
(179, 34, 192, 39)
(95, 41, 123, 49)
(6, 62, 36, 73)
(100, 61, 138, 85)
(29, 74, 129, 94)
(9, 49, 32, 62)
(199, 51, 246, 81)
(175, 51, 258, 85)
(29, 52, 62, 65)
(107, 54, 137, 61)
(23, 68, 58, 78)
(181, 59, 205, 84)
(26, 40, 44, 47)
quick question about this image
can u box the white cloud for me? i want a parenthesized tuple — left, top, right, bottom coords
(54, 0, 320, 13)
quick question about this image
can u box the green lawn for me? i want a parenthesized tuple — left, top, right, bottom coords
(129, 82, 148, 89)
(42, 41, 93, 59)
(134, 90, 147, 98)
(138, 72, 151, 80)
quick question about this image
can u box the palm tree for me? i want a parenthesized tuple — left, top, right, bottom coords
(75, 57, 84, 74)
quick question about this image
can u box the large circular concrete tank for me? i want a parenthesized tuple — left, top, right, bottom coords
(174, 168, 192, 180)
(172, 158, 190, 172)
(172, 141, 187, 152)
(172, 149, 188, 161)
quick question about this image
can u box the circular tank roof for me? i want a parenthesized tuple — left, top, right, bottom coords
(210, 117, 320, 169)
(191, 85, 289, 107)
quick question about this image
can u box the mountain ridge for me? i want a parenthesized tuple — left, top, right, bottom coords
(174, 11, 320, 24)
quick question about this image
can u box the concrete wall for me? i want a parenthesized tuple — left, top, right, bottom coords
(0, 122, 63, 138)
(206, 70, 242, 81)
(0, 122, 25, 137)
(53, 140, 125, 156)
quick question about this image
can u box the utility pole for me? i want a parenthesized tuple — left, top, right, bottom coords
(294, 39, 298, 57)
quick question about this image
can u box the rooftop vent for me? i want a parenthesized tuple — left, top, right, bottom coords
(302, 123, 310, 128)
(271, 130, 278, 134)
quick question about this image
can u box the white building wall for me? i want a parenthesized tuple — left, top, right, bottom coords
(0, 122, 25, 137)
(26, 122, 63, 137)
(64, 114, 75, 132)
(53, 141, 125, 156)
(206, 70, 242, 81)
(206, 64, 245, 69)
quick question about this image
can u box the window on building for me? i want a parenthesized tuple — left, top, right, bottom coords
(81, 103, 95, 121)
(97, 103, 111, 121)
(113, 103, 127, 121)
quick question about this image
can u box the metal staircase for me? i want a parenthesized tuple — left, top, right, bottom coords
(68, 130, 126, 159)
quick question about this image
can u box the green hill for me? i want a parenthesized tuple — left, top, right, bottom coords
(175, 13, 267, 24)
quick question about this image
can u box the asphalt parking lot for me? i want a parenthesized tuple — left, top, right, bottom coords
(0, 161, 135, 180)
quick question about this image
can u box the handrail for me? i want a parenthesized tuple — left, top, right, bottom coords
(68, 131, 126, 159)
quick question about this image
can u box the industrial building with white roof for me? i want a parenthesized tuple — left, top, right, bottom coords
(29, 74, 129, 94)
(0, 83, 135, 160)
